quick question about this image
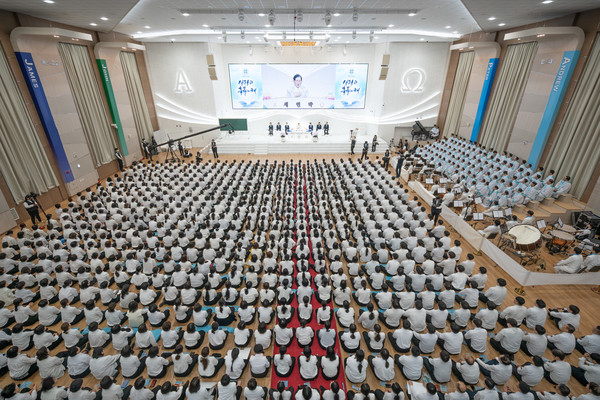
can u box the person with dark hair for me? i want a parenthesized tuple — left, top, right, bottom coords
(503, 381, 534, 400)
(577, 326, 600, 355)
(521, 325, 548, 357)
(361, 141, 369, 161)
(512, 355, 544, 387)
(39, 377, 68, 399)
(6, 345, 37, 379)
(130, 377, 155, 400)
(115, 148, 124, 171)
(345, 349, 367, 383)
(571, 353, 600, 386)
(218, 374, 242, 400)
(549, 305, 581, 331)
(243, 378, 267, 400)
(287, 74, 308, 98)
(544, 349, 571, 384)
(490, 318, 524, 355)
(476, 355, 512, 385)
(395, 346, 423, 381)
(423, 350, 452, 383)
(67, 378, 95, 400)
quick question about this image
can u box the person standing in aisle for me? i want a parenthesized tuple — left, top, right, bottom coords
(211, 140, 218, 159)
(115, 148, 124, 171)
(350, 130, 357, 155)
(361, 141, 369, 160)
(395, 153, 405, 178)
(372, 135, 378, 152)
(24, 195, 42, 224)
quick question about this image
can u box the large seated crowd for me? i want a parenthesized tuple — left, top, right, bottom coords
(0, 156, 597, 400)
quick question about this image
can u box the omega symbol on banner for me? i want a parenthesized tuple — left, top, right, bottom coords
(401, 68, 426, 93)
(174, 70, 193, 94)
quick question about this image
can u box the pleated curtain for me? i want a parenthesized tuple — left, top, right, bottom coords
(544, 33, 600, 199)
(57, 42, 116, 166)
(479, 41, 538, 151)
(442, 51, 475, 137)
(0, 46, 58, 202)
(119, 51, 153, 141)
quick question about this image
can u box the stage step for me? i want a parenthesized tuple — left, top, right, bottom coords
(253, 144, 269, 155)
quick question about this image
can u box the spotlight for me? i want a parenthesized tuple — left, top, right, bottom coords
(296, 10, 303, 23)
(324, 11, 332, 26)
(241, 30, 245, 39)
(268, 10, 275, 26)
(238, 10, 245, 22)
(369, 30, 374, 42)
(352, 30, 357, 39)
(283, 31, 287, 39)
(352, 8, 358, 22)
(263, 34, 268, 42)
(222, 30, 227, 42)
(309, 31, 313, 40)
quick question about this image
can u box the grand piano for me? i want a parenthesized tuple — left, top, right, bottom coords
(411, 121, 430, 141)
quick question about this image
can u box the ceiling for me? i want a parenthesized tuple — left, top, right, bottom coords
(0, 0, 597, 44)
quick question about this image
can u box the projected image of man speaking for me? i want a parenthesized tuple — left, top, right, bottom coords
(286, 74, 309, 98)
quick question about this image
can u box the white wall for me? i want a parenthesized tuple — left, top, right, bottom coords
(144, 41, 450, 144)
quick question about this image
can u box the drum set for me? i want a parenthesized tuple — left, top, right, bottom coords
(499, 222, 577, 268)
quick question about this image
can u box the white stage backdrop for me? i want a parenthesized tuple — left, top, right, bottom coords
(144, 42, 450, 143)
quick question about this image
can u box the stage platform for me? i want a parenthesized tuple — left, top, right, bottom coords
(215, 131, 388, 155)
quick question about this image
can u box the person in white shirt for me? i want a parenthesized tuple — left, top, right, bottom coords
(36, 346, 65, 379)
(135, 323, 157, 349)
(369, 349, 396, 382)
(547, 324, 577, 354)
(89, 347, 120, 380)
(490, 319, 525, 355)
(224, 348, 247, 380)
(536, 383, 572, 400)
(273, 345, 295, 378)
(543, 349, 572, 385)
(322, 381, 347, 400)
(525, 299, 548, 329)
(476, 355, 512, 385)
(395, 346, 423, 381)
(318, 321, 337, 350)
(345, 350, 368, 383)
(549, 305, 581, 331)
(243, 378, 267, 400)
(129, 377, 155, 400)
(577, 326, 600, 355)
(218, 374, 242, 400)
(513, 356, 545, 387)
(479, 278, 507, 307)
(498, 296, 527, 326)
(464, 318, 488, 353)
(340, 324, 361, 353)
(249, 344, 271, 378)
(572, 353, 600, 386)
(521, 325, 548, 357)
(67, 379, 96, 400)
(472, 379, 497, 400)
(554, 248, 585, 274)
(503, 381, 535, 400)
(146, 346, 171, 379)
(452, 354, 480, 385)
(423, 350, 452, 383)
(156, 381, 185, 400)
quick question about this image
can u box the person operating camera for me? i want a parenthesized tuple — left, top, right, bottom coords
(24, 194, 42, 224)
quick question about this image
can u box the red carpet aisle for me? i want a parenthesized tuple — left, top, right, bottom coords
(270, 163, 346, 393)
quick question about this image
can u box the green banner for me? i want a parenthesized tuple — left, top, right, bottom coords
(96, 59, 128, 155)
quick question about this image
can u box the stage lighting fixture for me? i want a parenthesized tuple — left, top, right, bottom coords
(296, 10, 303, 23)
(238, 10, 245, 21)
(268, 10, 275, 26)
(324, 11, 332, 26)
(352, 8, 358, 22)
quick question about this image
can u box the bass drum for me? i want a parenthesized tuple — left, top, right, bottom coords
(508, 224, 542, 252)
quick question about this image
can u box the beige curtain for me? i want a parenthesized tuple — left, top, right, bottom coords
(0, 46, 58, 202)
(479, 41, 538, 151)
(58, 42, 116, 166)
(119, 51, 153, 141)
(544, 33, 600, 199)
(442, 51, 475, 137)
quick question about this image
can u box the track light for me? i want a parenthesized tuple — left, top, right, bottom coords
(282, 31, 287, 40)
(369, 30, 374, 42)
(352, 30, 357, 39)
(296, 10, 303, 23)
(309, 31, 313, 40)
(325, 33, 330, 43)
(241, 30, 245, 39)
(222, 30, 227, 42)
(352, 8, 359, 22)
(268, 10, 275, 26)
(324, 11, 332, 26)
(263, 34, 268, 42)
(238, 10, 245, 21)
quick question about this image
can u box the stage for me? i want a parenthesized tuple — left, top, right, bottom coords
(215, 130, 388, 155)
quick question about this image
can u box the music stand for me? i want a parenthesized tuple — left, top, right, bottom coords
(493, 210, 504, 219)
(505, 208, 512, 217)
(473, 213, 484, 221)
(536, 220, 547, 230)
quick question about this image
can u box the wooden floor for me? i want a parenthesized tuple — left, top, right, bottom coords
(4, 150, 600, 397)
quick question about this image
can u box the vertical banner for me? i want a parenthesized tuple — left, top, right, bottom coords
(229, 64, 262, 109)
(527, 50, 580, 168)
(96, 59, 128, 155)
(470, 58, 499, 142)
(14, 52, 74, 183)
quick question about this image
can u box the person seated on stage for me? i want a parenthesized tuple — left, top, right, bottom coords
(316, 122, 322, 132)
(429, 125, 440, 139)
(553, 176, 572, 199)
(583, 247, 600, 272)
(308, 122, 314, 132)
(478, 220, 501, 238)
(324, 122, 330, 135)
(284, 122, 290, 133)
(522, 211, 536, 226)
(276, 122, 281, 133)
(554, 248, 584, 274)
(268, 122, 274, 135)
(296, 123, 302, 131)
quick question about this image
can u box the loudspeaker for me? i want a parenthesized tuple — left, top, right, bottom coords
(206, 54, 217, 80)
(379, 54, 390, 80)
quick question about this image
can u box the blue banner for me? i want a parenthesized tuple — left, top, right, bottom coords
(470, 58, 499, 142)
(15, 52, 73, 183)
(527, 50, 580, 168)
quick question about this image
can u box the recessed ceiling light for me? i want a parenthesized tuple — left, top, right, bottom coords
(488, 16, 496, 21)
(453, 31, 458, 34)
(445, 26, 451, 29)
(542, 0, 553, 3)
(264, 24, 270, 28)
(337, 36, 341, 39)
(90, 22, 97, 26)
(374, 36, 379, 39)
(182, 12, 190, 16)
(258, 13, 265, 16)
(144, 25, 151, 29)
(388, 24, 394, 28)
(420, 38, 425, 41)
(408, 12, 417, 17)
(333, 13, 340, 16)
(137, 31, 142, 34)
(498, 23, 506, 26)
(202, 24, 209, 28)
(327, 24, 332, 27)
(100, 17, 108, 21)
(170, 38, 176, 41)
(43, 0, 54, 3)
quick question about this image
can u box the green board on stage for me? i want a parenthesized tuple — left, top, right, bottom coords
(219, 118, 248, 131)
